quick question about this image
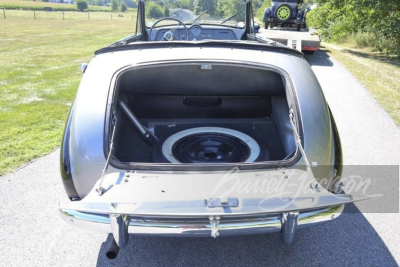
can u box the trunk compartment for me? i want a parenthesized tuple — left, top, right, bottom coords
(109, 63, 298, 168)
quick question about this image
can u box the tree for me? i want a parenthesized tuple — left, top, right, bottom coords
(76, 0, 88, 11)
(196, 0, 217, 15)
(94, 0, 105, 6)
(164, 6, 170, 17)
(146, 2, 164, 19)
(120, 1, 127, 12)
(216, 0, 246, 21)
(123, 0, 137, 8)
(307, 0, 400, 54)
(217, 0, 231, 17)
(175, 0, 194, 10)
(111, 0, 118, 12)
(255, 0, 271, 21)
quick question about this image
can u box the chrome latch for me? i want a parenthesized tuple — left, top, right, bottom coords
(209, 216, 220, 238)
(207, 198, 239, 208)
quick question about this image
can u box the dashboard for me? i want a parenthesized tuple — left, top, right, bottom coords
(149, 24, 240, 41)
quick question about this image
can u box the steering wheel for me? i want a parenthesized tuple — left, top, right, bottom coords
(149, 17, 189, 41)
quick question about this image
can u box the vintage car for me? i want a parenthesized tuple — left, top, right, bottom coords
(58, 0, 360, 259)
(263, 0, 308, 31)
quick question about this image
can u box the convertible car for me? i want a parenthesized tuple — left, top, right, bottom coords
(59, 0, 360, 259)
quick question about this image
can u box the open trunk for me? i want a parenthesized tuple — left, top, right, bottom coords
(59, 63, 355, 246)
(109, 63, 298, 169)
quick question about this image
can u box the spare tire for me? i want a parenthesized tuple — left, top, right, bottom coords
(274, 4, 292, 23)
(159, 127, 261, 164)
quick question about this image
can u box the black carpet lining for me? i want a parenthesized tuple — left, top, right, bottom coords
(116, 118, 286, 163)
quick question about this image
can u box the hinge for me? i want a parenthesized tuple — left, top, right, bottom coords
(207, 198, 239, 208)
(97, 112, 118, 196)
(289, 108, 313, 171)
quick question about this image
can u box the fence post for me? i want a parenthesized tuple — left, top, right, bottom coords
(111, 13, 112, 20)
(2, 9, 5, 19)
(131, 15, 133, 21)
(87, 12, 89, 20)
(34, 10, 36, 19)
(62, 11, 64, 20)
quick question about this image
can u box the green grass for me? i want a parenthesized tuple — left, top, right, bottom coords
(0, 19, 136, 175)
(323, 43, 400, 127)
(0, 0, 136, 12)
(331, 32, 399, 55)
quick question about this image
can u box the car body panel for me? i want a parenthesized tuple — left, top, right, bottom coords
(67, 46, 333, 198)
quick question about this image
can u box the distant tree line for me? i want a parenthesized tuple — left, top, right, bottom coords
(108, 0, 131, 12)
(307, 0, 400, 54)
(146, 0, 247, 21)
(74, 0, 132, 12)
(86, 0, 137, 8)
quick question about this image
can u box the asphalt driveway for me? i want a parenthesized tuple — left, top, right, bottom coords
(1, 49, 399, 267)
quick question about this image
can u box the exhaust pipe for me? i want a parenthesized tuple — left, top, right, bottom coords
(106, 238, 120, 259)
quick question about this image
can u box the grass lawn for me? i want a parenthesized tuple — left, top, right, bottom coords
(323, 43, 400, 127)
(0, 19, 136, 176)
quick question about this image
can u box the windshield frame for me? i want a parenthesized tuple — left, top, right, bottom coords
(143, 0, 248, 29)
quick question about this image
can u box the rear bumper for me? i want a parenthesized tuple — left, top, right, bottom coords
(59, 204, 344, 237)
(302, 45, 319, 51)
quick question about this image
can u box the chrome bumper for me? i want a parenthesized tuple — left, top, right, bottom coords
(59, 204, 344, 239)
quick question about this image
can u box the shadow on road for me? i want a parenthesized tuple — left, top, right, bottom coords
(95, 204, 397, 267)
(305, 48, 334, 67)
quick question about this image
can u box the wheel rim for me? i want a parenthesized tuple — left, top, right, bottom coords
(172, 133, 251, 163)
(277, 6, 290, 20)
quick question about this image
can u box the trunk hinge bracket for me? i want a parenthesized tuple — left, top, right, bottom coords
(97, 110, 117, 196)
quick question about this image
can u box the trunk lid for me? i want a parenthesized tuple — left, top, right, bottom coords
(60, 169, 362, 217)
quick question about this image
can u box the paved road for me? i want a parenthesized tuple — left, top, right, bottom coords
(1, 49, 400, 267)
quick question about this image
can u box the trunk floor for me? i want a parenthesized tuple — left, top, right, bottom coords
(116, 118, 286, 163)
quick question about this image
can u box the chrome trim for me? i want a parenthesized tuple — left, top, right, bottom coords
(59, 205, 344, 237)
